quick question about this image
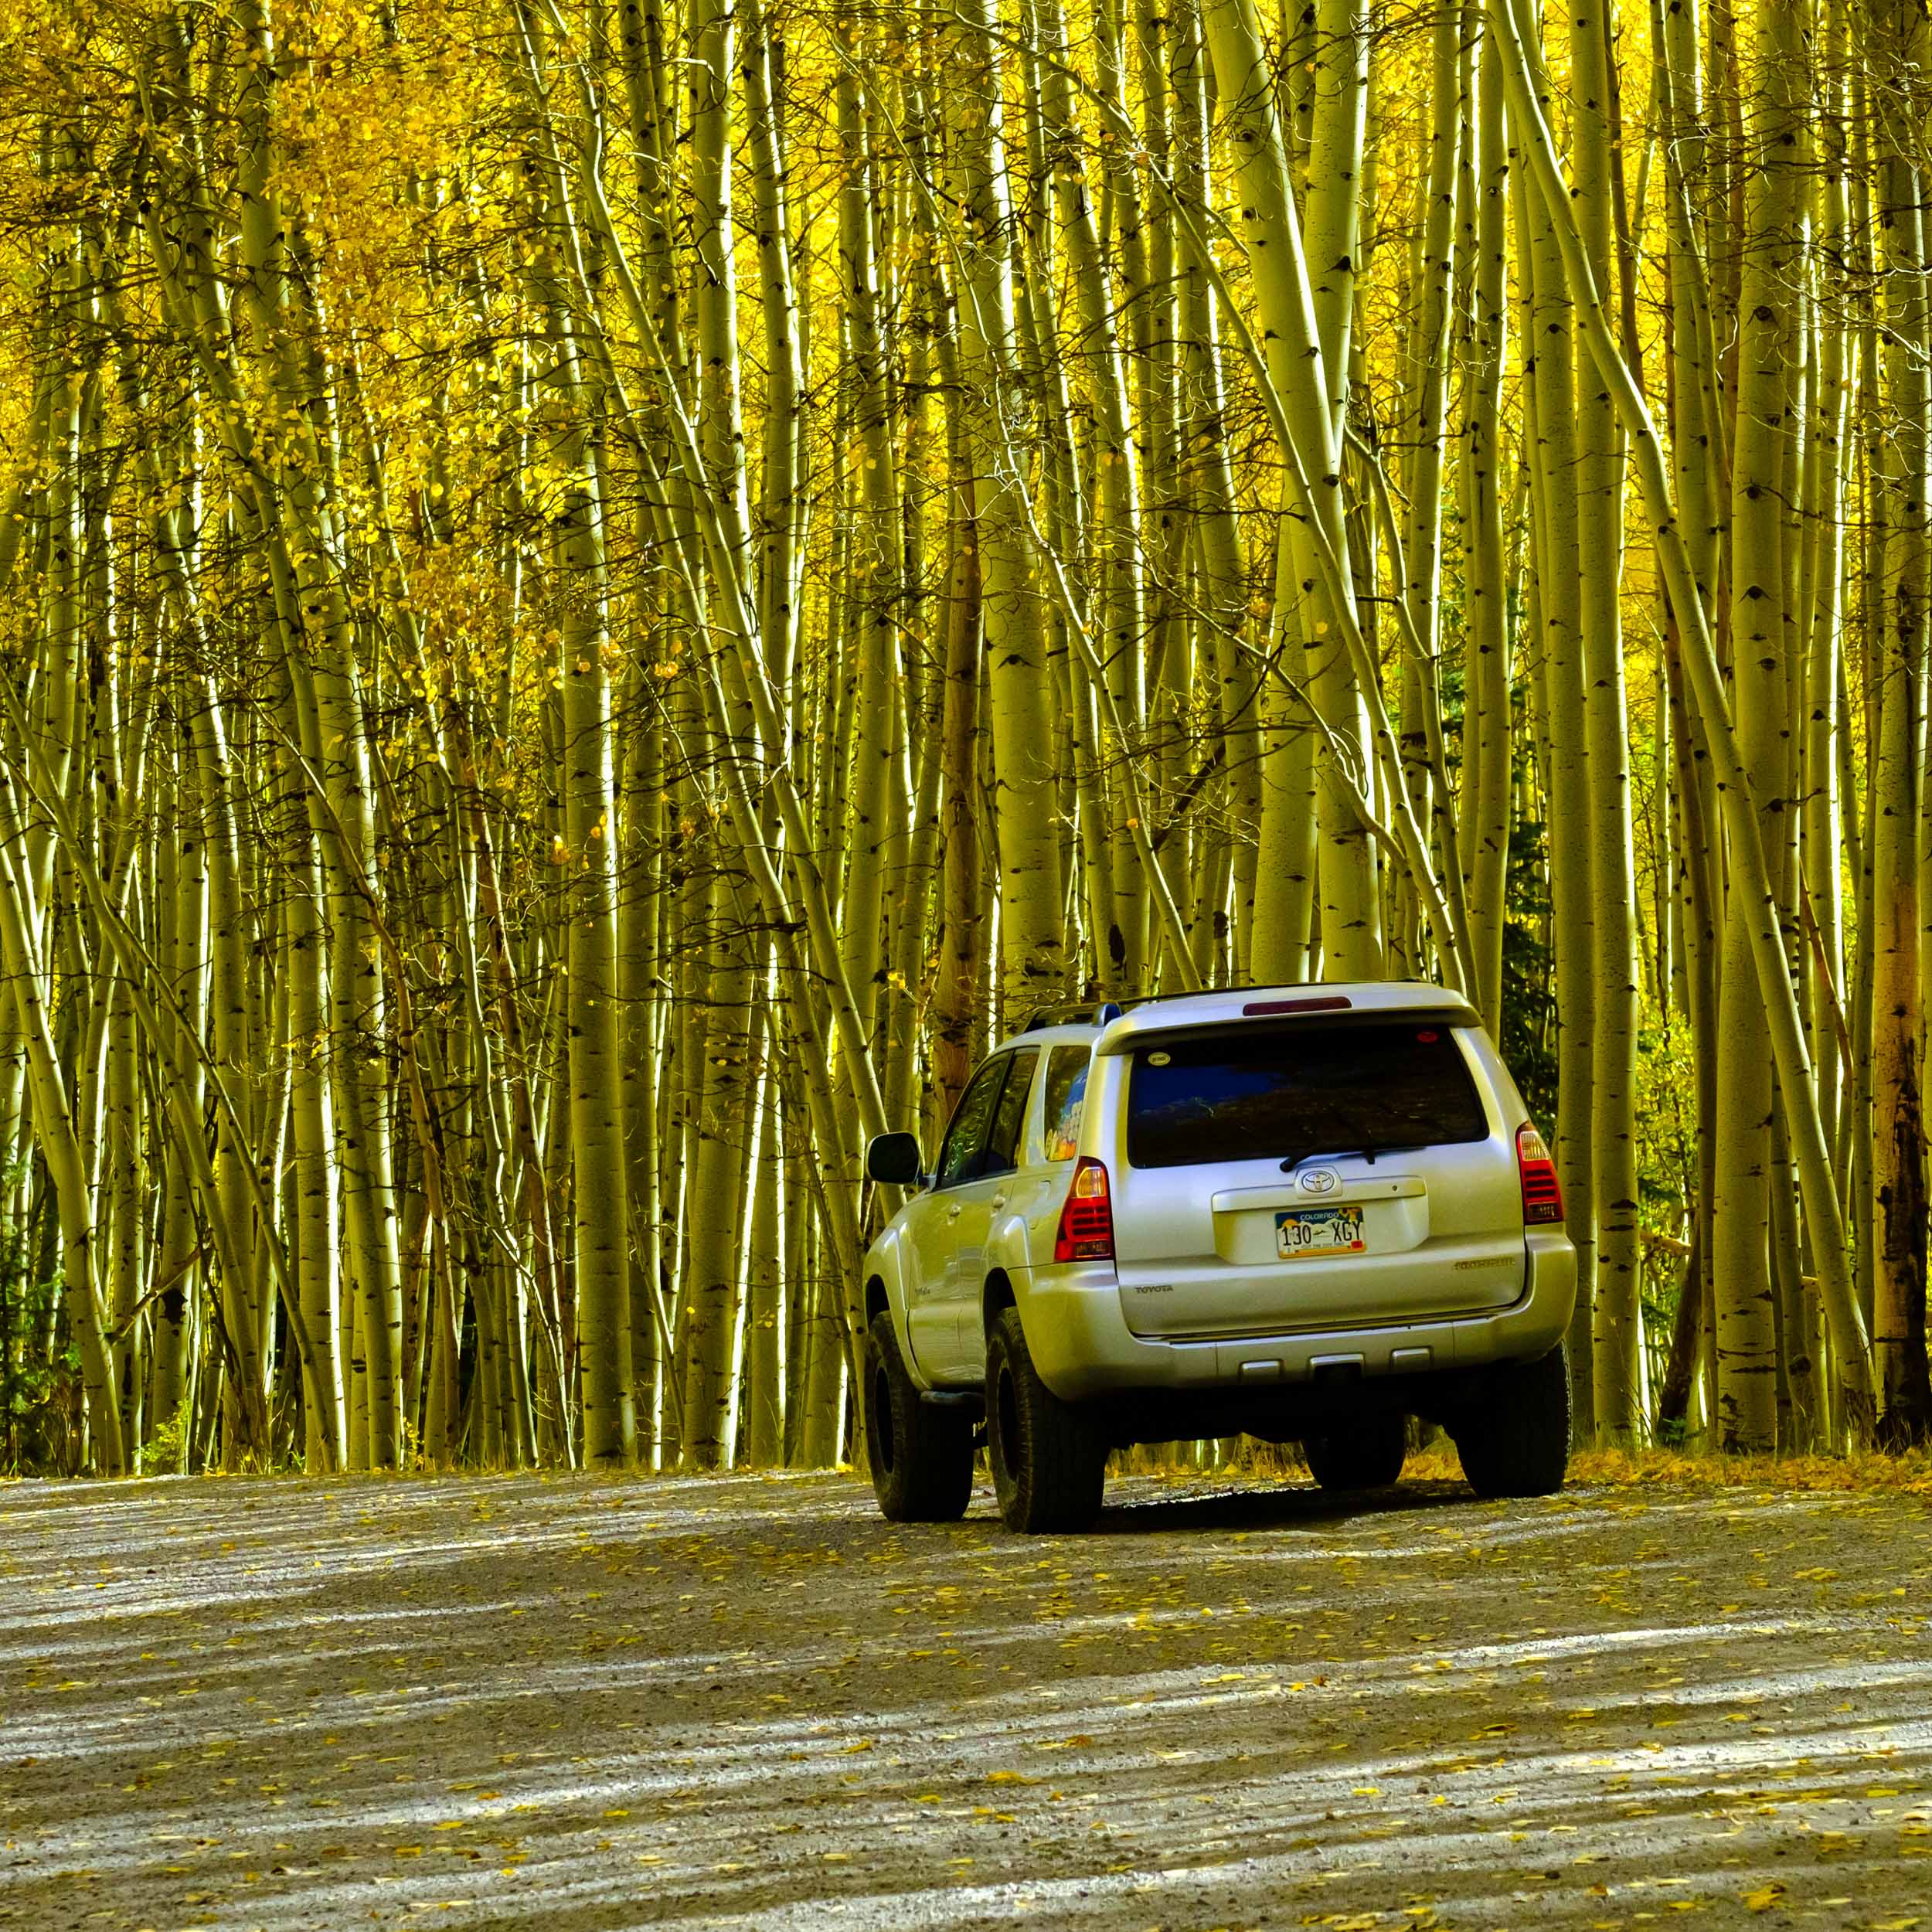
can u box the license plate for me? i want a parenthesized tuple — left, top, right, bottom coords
(1275, 1206, 1366, 1258)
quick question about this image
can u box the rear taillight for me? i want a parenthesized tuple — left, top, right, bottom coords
(1517, 1124, 1563, 1224)
(1053, 1156, 1115, 1263)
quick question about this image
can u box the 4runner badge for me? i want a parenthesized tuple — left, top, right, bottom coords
(1299, 1168, 1339, 1195)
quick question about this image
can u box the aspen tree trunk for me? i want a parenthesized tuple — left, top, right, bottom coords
(1132, 0, 1188, 991)
(1171, 0, 1260, 985)
(314, 761, 402, 1462)
(1461, 22, 1512, 1028)
(1298, 0, 1379, 978)
(515, 10, 638, 1478)
(1655, 0, 1726, 614)
(619, 648, 666, 1466)
(743, 999, 784, 1465)
(1199, 0, 1339, 982)
(1010, 147, 1098, 986)
(1869, 5, 1932, 1446)
(743, 0, 803, 697)
(1037, 0, 1144, 993)
(675, 0, 757, 1468)
(558, 447, 637, 1470)
(1654, 0, 1725, 1437)
(282, 730, 345, 1468)
(1711, 0, 1804, 1451)
(1509, 9, 1596, 1438)
(1665, 626, 1723, 1439)
(1184, 46, 1303, 984)
(1852, 196, 1885, 1342)
(159, 733, 212, 1445)
(1804, 35, 1853, 1209)
(834, 39, 899, 1049)
(1572, 0, 1643, 1439)
(617, 0, 680, 1454)
(744, 2, 832, 1253)
(953, 0, 1066, 1011)
(681, 876, 754, 1468)
(31, 284, 80, 927)
(1397, 4, 1461, 975)
(780, 1091, 811, 1464)
(1089, 0, 1150, 992)
(104, 977, 142, 1455)
(932, 432, 985, 1128)
(192, 688, 270, 1463)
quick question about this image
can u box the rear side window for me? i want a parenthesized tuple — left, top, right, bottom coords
(1125, 1020, 1488, 1170)
(1042, 1046, 1090, 1162)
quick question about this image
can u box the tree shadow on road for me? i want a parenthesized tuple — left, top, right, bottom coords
(1093, 1478, 1477, 1536)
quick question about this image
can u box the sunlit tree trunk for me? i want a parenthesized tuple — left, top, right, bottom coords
(1573, 0, 1642, 1440)
(1299, 0, 1379, 978)
(1869, 0, 1932, 1447)
(1460, 21, 1512, 1028)
(1508, 0, 1596, 1439)
(954, 0, 1065, 1012)
(1711, 0, 1805, 1451)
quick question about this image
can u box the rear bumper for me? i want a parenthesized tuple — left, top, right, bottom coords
(1016, 1230, 1577, 1404)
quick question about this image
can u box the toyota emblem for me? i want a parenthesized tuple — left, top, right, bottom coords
(1299, 1167, 1339, 1194)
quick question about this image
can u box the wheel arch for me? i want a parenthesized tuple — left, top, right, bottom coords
(981, 1268, 1017, 1345)
(862, 1236, 927, 1386)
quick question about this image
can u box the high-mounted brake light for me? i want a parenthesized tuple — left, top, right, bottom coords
(1053, 1156, 1115, 1263)
(1516, 1124, 1564, 1224)
(1242, 995, 1352, 1017)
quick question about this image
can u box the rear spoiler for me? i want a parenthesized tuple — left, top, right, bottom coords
(1094, 1000, 1478, 1056)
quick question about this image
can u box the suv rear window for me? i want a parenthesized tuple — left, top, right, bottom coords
(1125, 1019, 1489, 1170)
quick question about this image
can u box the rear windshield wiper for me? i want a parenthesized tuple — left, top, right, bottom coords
(1280, 1141, 1420, 1172)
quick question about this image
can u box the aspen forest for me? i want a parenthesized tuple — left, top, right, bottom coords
(1, 0, 1929, 1481)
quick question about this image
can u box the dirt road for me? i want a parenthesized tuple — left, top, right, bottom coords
(2, 1469, 1929, 1930)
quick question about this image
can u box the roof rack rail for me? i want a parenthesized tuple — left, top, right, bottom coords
(1018, 999, 1128, 1033)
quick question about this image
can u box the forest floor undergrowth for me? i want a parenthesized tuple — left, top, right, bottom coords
(2, 1467, 1929, 1931)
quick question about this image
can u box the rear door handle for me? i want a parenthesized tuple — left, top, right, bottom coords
(947, 1205, 963, 1223)
(990, 1194, 1007, 1211)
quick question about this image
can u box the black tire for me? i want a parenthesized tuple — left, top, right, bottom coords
(1451, 1342, 1573, 1498)
(1303, 1414, 1407, 1492)
(985, 1306, 1107, 1533)
(866, 1310, 974, 1522)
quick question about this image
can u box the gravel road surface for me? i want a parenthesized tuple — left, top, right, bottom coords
(3, 1469, 1929, 1930)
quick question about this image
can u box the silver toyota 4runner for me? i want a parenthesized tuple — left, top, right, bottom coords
(861, 982, 1577, 1532)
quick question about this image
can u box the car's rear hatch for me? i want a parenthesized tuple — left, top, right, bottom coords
(1110, 1014, 1526, 1338)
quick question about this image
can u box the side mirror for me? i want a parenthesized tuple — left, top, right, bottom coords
(866, 1132, 923, 1187)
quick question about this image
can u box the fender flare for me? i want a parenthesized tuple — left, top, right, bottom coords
(862, 1229, 928, 1389)
(985, 1207, 1038, 1281)
(975, 1209, 1042, 1362)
